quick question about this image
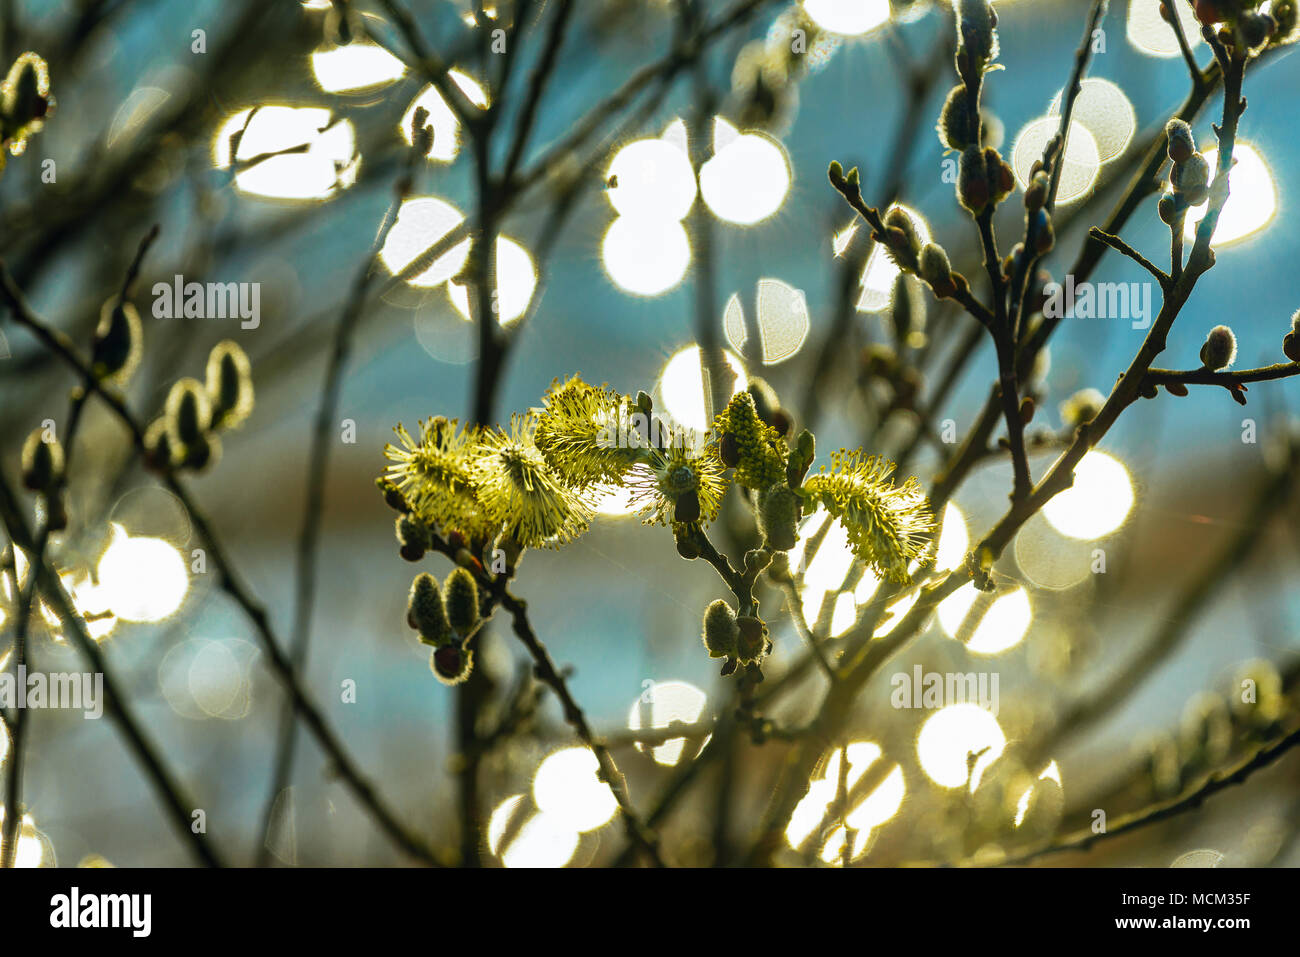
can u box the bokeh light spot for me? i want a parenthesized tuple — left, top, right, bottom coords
(916, 704, 1005, 791)
(1183, 143, 1276, 245)
(1042, 450, 1134, 540)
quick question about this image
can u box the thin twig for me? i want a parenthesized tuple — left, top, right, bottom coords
(0, 262, 447, 866)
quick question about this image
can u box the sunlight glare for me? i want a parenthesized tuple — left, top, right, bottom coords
(379, 197, 471, 288)
(0, 808, 53, 867)
(601, 217, 691, 296)
(447, 236, 537, 325)
(1011, 116, 1100, 205)
(606, 137, 697, 221)
(310, 41, 406, 93)
(400, 70, 490, 162)
(786, 741, 904, 863)
(213, 106, 358, 201)
(916, 704, 1005, 791)
(657, 345, 747, 433)
(802, 0, 891, 35)
(1126, 0, 1204, 58)
(97, 524, 188, 623)
(1042, 450, 1134, 540)
(699, 118, 791, 225)
(532, 747, 617, 833)
(1183, 143, 1276, 245)
(1047, 78, 1136, 164)
(627, 680, 710, 766)
(937, 582, 1032, 655)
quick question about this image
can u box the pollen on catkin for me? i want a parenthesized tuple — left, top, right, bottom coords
(713, 391, 784, 491)
(801, 450, 935, 584)
(472, 413, 596, 548)
(629, 432, 729, 528)
(384, 417, 490, 539)
(1200, 325, 1237, 370)
(532, 375, 636, 487)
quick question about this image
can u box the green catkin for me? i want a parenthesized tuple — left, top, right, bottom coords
(407, 572, 451, 645)
(206, 340, 254, 430)
(758, 483, 800, 552)
(442, 567, 480, 637)
(702, 599, 739, 659)
(937, 85, 971, 151)
(165, 377, 211, 449)
(396, 515, 429, 561)
(91, 300, 141, 384)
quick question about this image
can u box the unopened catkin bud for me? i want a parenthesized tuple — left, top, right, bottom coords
(957, 146, 990, 214)
(1165, 119, 1195, 165)
(882, 206, 922, 272)
(396, 515, 429, 561)
(21, 429, 63, 492)
(702, 599, 739, 659)
(205, 340, 254, 430)
(165, 377, 211, 450)
(1273, 0, 1297, 40)
(757, 483, 801, 551)
(1024, 170, 1049, 211)
(937, 85, 972, 151)
(407, 572, 451, 645)
(955, 0, 999, 71)
(1031, 208, 1055, 255)
(442, 567, 480, 637)
(1171, 152, 1210, 206)
(919, 243, 956, 298)
(91, 300, 141, 384)
(143, 418, 173, 471)
(986, 148, 1014, 206)
(1, 52, 52, 129)
(1239, 10, 1276, 48)
(1285, 309, 1300, 362)
(1157, 191, 1179, 226)
(675, 524, 701, 560)
(185, 431, 220, 470)
(735, 616, 768, 664)
(1199, 325, 1237, 370)
(431, 645, 473, 685)
(1060, 387, 1104, 429)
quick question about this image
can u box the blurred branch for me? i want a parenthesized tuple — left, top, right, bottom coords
(0, 470, 224, 867)
(1003, 721, 1300, 865)
(0, 262, 448, 867)
(254, 160, 415, 868)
